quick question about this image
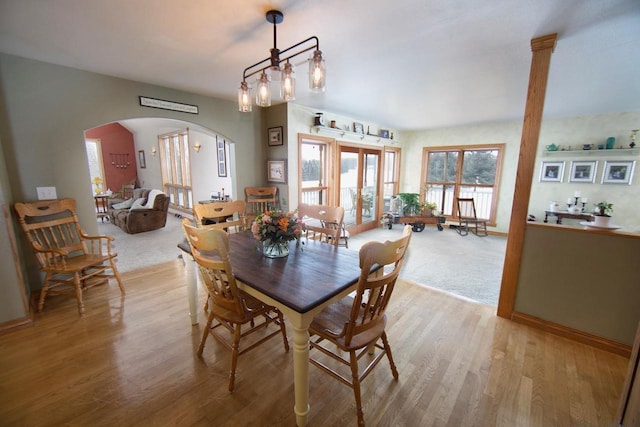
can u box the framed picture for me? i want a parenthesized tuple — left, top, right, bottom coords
(601, 160, 635, 185)
(268, 126, 283, 146)
(569, 160, 597, 183)
(379, 129, 390, 138)
(353, 122, 364, 134)
(267, 159, 287, 184)
(138, 150, 146, 169)
(539, 161, 564, 182)
(217, 137, 227, 177)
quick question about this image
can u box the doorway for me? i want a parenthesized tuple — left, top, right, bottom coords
(339, 145, 381, 234)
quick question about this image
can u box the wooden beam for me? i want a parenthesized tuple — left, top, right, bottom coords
(497, 33, 557, 319)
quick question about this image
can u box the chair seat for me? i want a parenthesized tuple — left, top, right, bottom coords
(42, 253, 115, 273)
(311, 297, 387, 351)
(210, 290, 274, 325)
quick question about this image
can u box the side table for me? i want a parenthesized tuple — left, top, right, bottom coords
(544, 210, 594, 224)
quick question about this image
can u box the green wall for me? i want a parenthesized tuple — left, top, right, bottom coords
(0, 53, 264, 316)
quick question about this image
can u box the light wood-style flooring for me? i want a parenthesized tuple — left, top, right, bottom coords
(0, 260, 629, 426)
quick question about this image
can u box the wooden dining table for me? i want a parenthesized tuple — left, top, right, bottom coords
(179, 231, 364, 426)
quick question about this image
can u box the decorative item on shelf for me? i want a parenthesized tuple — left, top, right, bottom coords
(251, 210, 305, 258)
(546, 143, 559, 151)
(566, 191, 587, 213)
(592, 201, 613, 227)
(313, 112, 325, 126)
(237, 10, 326, 112)
(582, 144, 593, 150)
(379, 129, 390, 139)
(110, 153, 130, 168)
(330, 120, 337, 128)
(630, 129, 638, 148)
(606, 137, 616, 150)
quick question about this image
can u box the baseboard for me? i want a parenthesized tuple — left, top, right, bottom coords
(0, 315, 33, 335)
(512, 311, 631, 357)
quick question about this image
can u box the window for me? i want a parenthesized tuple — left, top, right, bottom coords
(159, 129, 193, 211)
(85, 139, 105, 194)
(299, 136, 332, 205)
(422, 144, 503, 223)
(383, 147, 401, 211)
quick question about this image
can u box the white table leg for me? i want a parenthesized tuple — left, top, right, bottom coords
(183, 255, 199, 325)
(291, 318, 312, 426)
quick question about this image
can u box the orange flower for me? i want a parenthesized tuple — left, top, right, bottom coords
(277, 217, 289, 232)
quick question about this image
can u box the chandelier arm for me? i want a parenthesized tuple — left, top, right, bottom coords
(242, 36, 319, 82)
(242, 58, 273, 81)
(278, 36, 319, 57)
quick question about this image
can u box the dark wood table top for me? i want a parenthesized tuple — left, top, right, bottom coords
(178, 231, 364, 314)
(227, 232, 362, 313)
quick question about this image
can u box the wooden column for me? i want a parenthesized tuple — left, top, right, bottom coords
(497, 33, 557, 319)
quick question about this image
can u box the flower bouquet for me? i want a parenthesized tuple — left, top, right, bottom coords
(251, 210, 305, 258)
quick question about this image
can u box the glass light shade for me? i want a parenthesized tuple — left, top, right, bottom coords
(280, 62, 296, 101)
(256, 72, 271, 107)
(309, 50, 326, 93)
(238, 81, 252, 112)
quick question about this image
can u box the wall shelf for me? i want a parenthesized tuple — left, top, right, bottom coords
(541, 148, 638, 157)
(310, 125, 399, 144)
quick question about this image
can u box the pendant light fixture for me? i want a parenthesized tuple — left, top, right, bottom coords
(238, 10, 326, 112)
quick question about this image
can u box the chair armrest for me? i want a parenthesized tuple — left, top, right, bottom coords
(79, 231, 116, 255)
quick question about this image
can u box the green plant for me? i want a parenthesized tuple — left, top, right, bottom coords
(421, 201, 437, 211)
(396, 193, 421, 215)
(594, 201, 613, 217)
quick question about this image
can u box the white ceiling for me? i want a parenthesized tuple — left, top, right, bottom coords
(1, 0, 639, 131)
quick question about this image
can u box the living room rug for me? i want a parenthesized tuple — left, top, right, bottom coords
(97, 214, 186, 273)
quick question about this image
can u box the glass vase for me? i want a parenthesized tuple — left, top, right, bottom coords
(262, 240, 290, 258)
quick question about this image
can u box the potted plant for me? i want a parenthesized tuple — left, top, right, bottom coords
(396, 193, 422, 216)
(593, 201, 613, 227)
(420, 201, 438, 216)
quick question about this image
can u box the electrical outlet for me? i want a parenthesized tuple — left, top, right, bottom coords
(36, 186, 57, 200)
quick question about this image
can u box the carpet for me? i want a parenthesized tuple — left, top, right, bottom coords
(97, 214, 186, 273)
(347, 225, 506, 306)
(99, 217, 507, 307)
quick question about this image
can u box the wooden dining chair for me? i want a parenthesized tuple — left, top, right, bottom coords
(456, 197, 488, 236)
(181, 220, 289, 392)
(193, 200, 246, 233)
(309, 224, 412, 426)
(14, 198, 125, 316)
(244, 186, 279, 224)
(297, 203, 345, 247)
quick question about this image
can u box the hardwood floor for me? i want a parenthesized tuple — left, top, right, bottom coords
(0, 260, 629, 426)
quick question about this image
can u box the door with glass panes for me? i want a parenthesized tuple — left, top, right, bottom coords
(339, 146, 381, 234)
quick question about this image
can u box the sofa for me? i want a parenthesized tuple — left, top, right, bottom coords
(108, 188, 170, 234)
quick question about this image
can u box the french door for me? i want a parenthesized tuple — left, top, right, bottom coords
(338, 145, 381, 234)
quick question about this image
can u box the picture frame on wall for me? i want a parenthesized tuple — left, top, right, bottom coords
(539, 161, 564, 182)
(268, 126, 283, 146)
(138, 150, 146, 169)
(267, 159, 287, 184)
(217, 137, 227, 177)
(353, 122, 364, 134)
(569, 160, 597, 183)
(601, 160, 635, 185)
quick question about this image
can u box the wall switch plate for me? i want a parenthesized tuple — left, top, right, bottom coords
(36, 186, 57, 200)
